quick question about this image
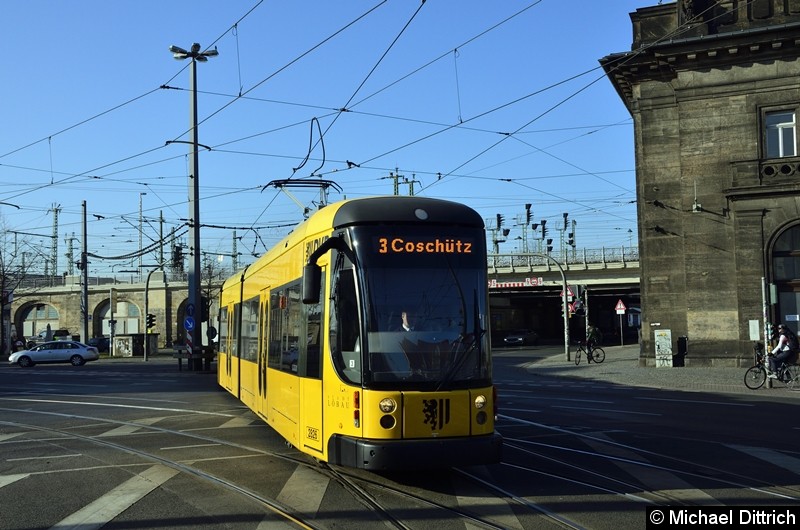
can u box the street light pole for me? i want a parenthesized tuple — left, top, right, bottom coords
(169, 43, 217, 370)
(144, 264, 164, 362)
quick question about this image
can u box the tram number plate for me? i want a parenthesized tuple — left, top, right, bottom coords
(306, 426, 319, 441)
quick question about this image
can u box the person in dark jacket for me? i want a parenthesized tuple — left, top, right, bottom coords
(769, 324, 798, 378)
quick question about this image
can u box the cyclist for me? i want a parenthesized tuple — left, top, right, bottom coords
(586, 324, 602, 363)
(768, 324, 798, 378)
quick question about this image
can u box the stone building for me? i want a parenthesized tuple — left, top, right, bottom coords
(601, 0, 800, 366)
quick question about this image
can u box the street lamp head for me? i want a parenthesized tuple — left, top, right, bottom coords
(169, 44, 218, 61)
(169, 44, 188, 59)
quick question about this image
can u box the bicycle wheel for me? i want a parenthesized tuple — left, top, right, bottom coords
(574, 348, 581, 365)
(785, 365, 800, 391)
(744, 365, 766, 390)
(591, 347, 606, 363)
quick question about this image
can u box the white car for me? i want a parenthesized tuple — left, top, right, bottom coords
(9, 341, 100, 367)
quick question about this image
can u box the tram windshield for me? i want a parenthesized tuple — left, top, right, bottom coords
(350, 226, 491, 389)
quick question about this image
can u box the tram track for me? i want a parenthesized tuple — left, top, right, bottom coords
(498, 412, 800, 508)
(0, 405, 536, 529)
(319, 463, 515, 530)
(6, 387, 797, 528)
(0, 415, 315, 529)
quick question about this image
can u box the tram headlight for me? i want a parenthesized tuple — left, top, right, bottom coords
(379, 398, 397, 413)
(474, 395, 486, 409)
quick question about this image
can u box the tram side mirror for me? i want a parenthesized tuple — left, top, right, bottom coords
(303, 263, 321, 304)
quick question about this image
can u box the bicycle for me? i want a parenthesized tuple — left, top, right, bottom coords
(574, 340, 605, 365)
(743, 342, 800, 390)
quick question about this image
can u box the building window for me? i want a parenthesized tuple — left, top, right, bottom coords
(765, 110, 796, 158)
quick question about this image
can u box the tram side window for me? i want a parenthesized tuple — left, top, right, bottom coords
(268, 292, 282, 368)
(218, 306, 228, 354)
(268, 283, 303, 373)
(241, 297, 259, 362)
(302, 274, 325, 379)
(331, 267, 361, 383)
(230, 304, 241, 358)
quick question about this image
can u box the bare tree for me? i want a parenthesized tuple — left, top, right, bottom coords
(0, 222, 50, 355)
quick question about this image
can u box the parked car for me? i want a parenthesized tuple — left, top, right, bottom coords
(30, 328, 71, 340)
(27, 328, 71, 347)
(503, 329, 539, 347)
(87, 336, 110, 353)
(8, 341, 100, 367)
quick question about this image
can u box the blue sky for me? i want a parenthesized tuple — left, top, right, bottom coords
(0, 0, 652, 276)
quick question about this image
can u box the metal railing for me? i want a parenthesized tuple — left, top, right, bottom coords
(488, 246, 639, 271)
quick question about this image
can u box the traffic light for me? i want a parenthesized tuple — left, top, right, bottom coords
(201, 295, 210, 321)
(546, 238, 553, 253)
(525, 203, 532, 225)
(172, 244, 184, 269)
(496, 213, 504, 229)
(541, 219, 547, 240)
(563, 212, 569, 230)
(146, 313, 156, 329)
(568, 232, 575, 247)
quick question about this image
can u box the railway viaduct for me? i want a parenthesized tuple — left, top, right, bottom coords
(5, 250, 640, 353)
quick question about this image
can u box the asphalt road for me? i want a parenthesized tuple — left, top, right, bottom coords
(1, 352, 798, 529)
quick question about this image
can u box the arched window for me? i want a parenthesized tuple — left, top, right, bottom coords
(98, 301, 141, 335)
(21, 304, 60, 339)
(771, 225, 800, 332)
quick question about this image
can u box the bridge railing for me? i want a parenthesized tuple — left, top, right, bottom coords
(488, 246, 639, 272)
(14, 247, 639, 289)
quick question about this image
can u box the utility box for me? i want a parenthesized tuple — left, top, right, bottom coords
(654, 329, 673, 367)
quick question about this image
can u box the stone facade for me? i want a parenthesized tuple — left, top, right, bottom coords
(8, 273, 222, 351)
(601, 0, 800, 366)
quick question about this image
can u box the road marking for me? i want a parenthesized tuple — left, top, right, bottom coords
(453, 468, 523, 530)
(0, 473, 28, 488)
(584, 432, 723, 505)
(160, 443, 221, 451)
(50, 464, 179, 530)
(1, 398, 236, 417)
(8, 454, 82, 462)
(637, 396, 753, 407)
(97, 416, 165, 437)
(220, 414, 256, 428)
(552, 405, 661, 416)
(277, 465, 328, 515)
(728, 444, 800, 474)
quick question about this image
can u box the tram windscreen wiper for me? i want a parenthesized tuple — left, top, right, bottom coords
(434, 331, 483, 391)
(436, 288, 485, 391)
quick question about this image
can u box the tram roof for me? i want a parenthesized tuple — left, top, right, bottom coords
(222, 196, 484, 288)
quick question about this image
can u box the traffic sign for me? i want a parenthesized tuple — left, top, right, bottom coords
(560, 286, 575, 301)
(615, 299, 627, 314)
(186, 303, 196, 317)
(184, 316, 195, 331)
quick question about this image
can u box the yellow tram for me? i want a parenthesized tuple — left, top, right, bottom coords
(217, 196, 502, 469)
